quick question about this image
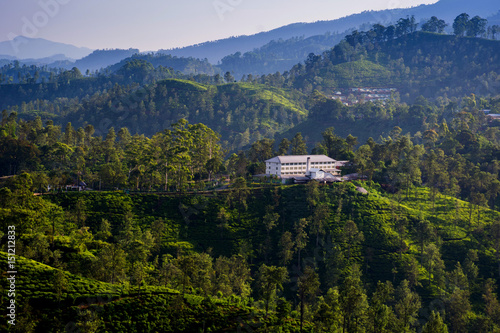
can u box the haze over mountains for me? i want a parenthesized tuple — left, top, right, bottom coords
(0, 36, 93, 60)
(0, 0, 498, 75)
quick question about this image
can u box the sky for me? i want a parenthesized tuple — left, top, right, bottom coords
(0, 0, 439, 51)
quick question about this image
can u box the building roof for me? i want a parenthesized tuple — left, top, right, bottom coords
(265, 155, 336, 164)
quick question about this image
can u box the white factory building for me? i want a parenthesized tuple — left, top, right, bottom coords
(264, 155, 347, 179)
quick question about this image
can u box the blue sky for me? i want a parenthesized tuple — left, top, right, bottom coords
(1, 0, 438, 51)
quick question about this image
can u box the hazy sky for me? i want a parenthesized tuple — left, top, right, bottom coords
(1, 0, 439, 51)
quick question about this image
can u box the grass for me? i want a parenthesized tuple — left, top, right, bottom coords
(158, 78, 209, 91)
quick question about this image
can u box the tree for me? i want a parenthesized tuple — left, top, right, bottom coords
(224, 71, 235, 83)
(422, 311, 448, 333)
(354, 144, 374, 180)
(257, 264, 289, 315)
(446, 288, 471, 333)
(346, 134, 358, 152)
(278, 138, 291, 155)
(491, 25, 500, 39)
(76, 309, 102, 333)
(226, 177, 250, 212)
(394, 280, 421, 332)
(396, 16, 417, 37)
(95, 218, 112, 242)
(249, 138, 275, 163)
(174, 252, 214, 295)
(295, 218, 309, 270)
(74, 197, 87, 228)
(453, 13, 470, 36)
(367, 281, 396, 333)
(63, 122, 75, 146)
(262, 206, 279, 261)
(216, 207, 231, 239)
(489, 219, 500, 280)
(213, 255, 252, 298)
(53, 269, 68, 302)
(298, 266, 321, 332)
(321, 127, 350, 159)
(483, 279, 500, 329)
(150, 218, 166, 251)
(311, 203, 330, 246)
(416, 217, 435, 266)
(314, 287, 342, 332)
(291, 132, 308, 155)
(423, 243, 445, 289)
(305, 179, 321, 208)
(279, 231, 294, 266)
(93, 244, 127, 284)
(421, 16, 447, 33)
(341, 220, 364, 263)
(340, 265, 368, 333)
(467, 16, 488, 37)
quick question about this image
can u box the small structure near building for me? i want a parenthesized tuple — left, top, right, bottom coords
(64, 181, 88, 191)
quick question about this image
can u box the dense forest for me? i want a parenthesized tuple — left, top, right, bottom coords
(2, 12, 500, 333)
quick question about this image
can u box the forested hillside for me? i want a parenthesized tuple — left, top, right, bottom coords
(3, 10, 500, 332)
(3, 171, 500, 331)
(270, 31, 500, 99)
(217, 33, 344, 78)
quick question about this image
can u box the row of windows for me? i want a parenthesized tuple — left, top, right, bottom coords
(281, 162, 333, 166)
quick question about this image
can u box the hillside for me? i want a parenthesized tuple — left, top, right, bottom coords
(3, 176, 500, 331)
(217, 33, 345, 78)
(72, 49, 140, 72)
(285, 31, 500, 100)
(58, 79, 307, 148)
(107, 53, 219, 76)
(0, 251, 303, 332)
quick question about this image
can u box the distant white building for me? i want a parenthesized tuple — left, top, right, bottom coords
(264, 155, 347, 178)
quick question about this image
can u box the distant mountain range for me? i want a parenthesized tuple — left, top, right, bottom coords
(73, 49, 140, 72)
(0, 36, 92, 60)
(163, 0, 500, 63)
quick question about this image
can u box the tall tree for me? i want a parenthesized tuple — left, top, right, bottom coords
(421, 16, 448, 33)
(279, 231, 294, 266)
(467, 16, 488, 37)
(367, 281, 396, 333)
(394, 280, 421, 332)
(421, 311, 448, 333)
(340, 265, 368, 333)
(423, 243, 445, 289)
(291, 132, 308, 155)
(278, 138, 291, 155)
(446, 288, 471, 333)
(257, 264, 289, 315)
(453, 13, 470, 36)
(298, 266, 321, 333)
(295, 218, 309, 270)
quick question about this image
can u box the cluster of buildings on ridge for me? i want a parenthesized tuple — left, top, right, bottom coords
(483, 109, 500, 121)
(264, 154, 358, 184)
(332, 87, 397, 106)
